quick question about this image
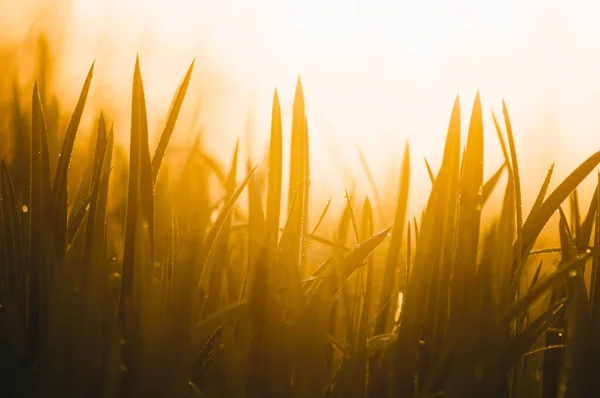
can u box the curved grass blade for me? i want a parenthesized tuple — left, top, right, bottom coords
(424, 157, 435, 185)
(501, 250, 593, 326)
(151, 59, 195, 183)
(492, 110, 510, 171)
(197, 167, 256, 289)
(482, 162, 506, 206)
(66, 195, 91, 247)
(52, 62, 94, 257)
(530, 163, 555, 220)
(513, 151, 600, 281)
(502, 99, 523, 237)
(502, 300, 566, 383)
(578, 187, 597, 250)
(309, 228, 390, 304)
(82, 134, 112, 273)
(376, 143, 409, 333)
(308, 197, 332, 239)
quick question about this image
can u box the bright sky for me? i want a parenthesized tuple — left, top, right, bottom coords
(2, 0, 600, 213)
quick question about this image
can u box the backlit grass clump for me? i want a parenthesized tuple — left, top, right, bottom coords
(1, 54, 600, 398)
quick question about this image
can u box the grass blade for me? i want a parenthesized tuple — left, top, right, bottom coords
(266, 90, 282, 253)
(151, 60, 195, 183)
(52, 62, 94, 258)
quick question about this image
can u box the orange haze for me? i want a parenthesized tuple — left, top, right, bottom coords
(2, 0, 600, 220)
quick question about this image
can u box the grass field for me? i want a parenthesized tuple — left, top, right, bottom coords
(1, 45, 600, 398)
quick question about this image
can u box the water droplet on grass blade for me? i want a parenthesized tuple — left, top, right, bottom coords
(568, 270, 577, 278)
(22, 205, 28, 213)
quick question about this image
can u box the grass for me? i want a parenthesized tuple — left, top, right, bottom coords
(1, 48, 600, 398)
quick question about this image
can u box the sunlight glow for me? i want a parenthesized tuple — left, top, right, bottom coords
(3, 0, 600, 211)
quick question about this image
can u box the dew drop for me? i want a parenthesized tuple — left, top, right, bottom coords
(586, 248, 592, 254)
(387, 232, 391, 237)
(477, 186, 483, 195)
(21, 205, 28, 213)
(558, 332, 563, 337)
(568, 270, 577, 278)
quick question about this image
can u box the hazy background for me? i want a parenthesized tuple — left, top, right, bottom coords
(1, 0, 599, 218)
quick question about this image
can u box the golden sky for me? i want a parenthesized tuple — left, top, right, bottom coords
(2, 0, 600, 214)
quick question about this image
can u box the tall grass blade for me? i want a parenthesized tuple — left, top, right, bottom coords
(151, 60, 195, 183)
(449, 92, 484, 341)
(197, 167, 256, 290)
(52, 62, 94, 258)
(482, 162, 506, 206)
(266, 90, 282, 254)
(375, 143, 409, 333)
(513, 151, 600, 281)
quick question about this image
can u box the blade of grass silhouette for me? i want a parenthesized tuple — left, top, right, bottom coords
(308, 197, 332, 239)
(482, 162, 506, 206)
(266, 90, 282, 254)
(52, 62, 94, 258)
(309, 228, 391, 304)
(151, 59, 194, 183)
(513, 151, 600, 284)
(503, 251, 593, 326)
(197, 167, 257, 290)
(578, 188, 597, 250)
(376, 143, 409, 333)
(424, 157, 435, 185)
(530, 164, 555, 219)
